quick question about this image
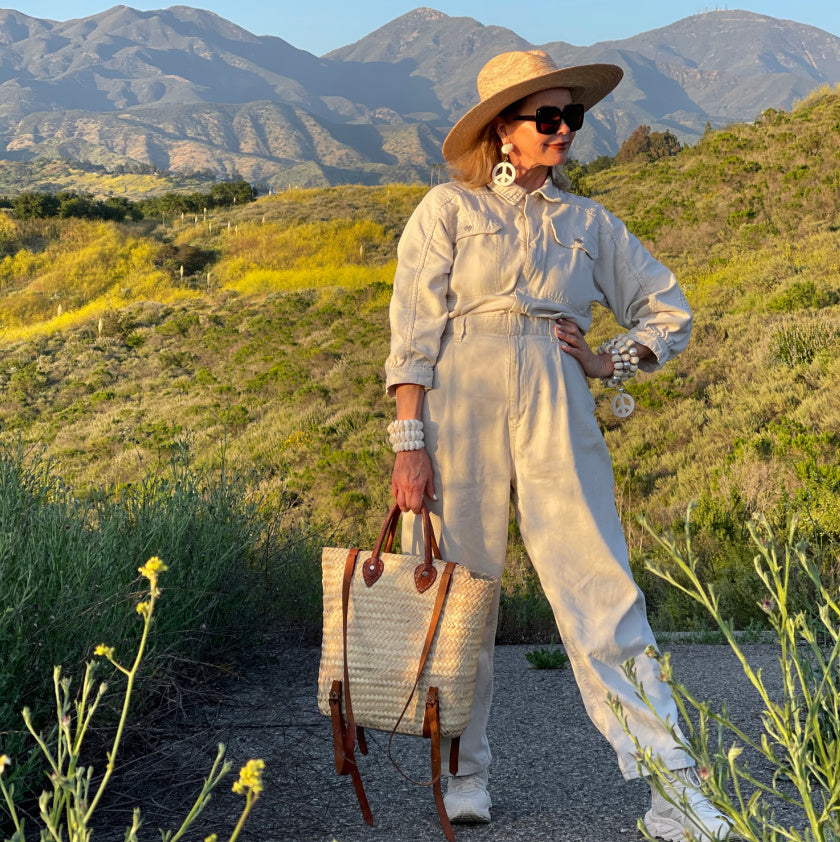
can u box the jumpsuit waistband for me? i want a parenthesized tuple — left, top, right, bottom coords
(442, 312, 560, 339)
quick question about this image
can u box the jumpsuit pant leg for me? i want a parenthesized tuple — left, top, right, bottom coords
(402, 313, 692, 780)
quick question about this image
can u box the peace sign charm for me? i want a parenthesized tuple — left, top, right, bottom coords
(611, 391, 635, 418)
(491, 160, 516, 187)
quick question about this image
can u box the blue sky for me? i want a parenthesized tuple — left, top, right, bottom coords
(7, 2, 840, 54)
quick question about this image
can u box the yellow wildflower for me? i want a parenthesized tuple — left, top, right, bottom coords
(204, 836, 218, 842)
(136, 601, 151, 617)
(0, 755, 11, 775)
(138, 556, 168, 581)
(94, 644, 115, 659)
(232, 759, 265, 796)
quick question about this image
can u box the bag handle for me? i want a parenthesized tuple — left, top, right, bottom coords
(364, 503, 442, 593)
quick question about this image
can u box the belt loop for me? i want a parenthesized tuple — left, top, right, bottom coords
(452, 316, 465, 341)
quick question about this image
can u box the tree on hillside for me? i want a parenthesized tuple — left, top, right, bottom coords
(616, 125, 682, 164)
(564, 156, 616, 196)
(12, 192, 60, 219)
(209, 179, 257, 206)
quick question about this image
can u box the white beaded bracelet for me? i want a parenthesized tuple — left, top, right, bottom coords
(596, 335, 639, 418)
(387, 419, 425, 453)
(597, 335, 640, 387)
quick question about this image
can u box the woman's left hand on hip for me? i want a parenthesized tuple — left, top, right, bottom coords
(554, 318, 613, 379)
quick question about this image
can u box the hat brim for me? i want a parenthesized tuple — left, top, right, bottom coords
(441, 63, 623, 162)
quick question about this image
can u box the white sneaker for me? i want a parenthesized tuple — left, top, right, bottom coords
(644, 767, 732, 841)
(443, 771, 491, 823)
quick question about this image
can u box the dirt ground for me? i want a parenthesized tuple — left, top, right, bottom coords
(77, 634, 795, 842)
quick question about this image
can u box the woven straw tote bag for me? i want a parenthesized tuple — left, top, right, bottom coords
(318, 503, 498, 840)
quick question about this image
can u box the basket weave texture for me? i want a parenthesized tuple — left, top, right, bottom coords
(318, 547, 497, 737)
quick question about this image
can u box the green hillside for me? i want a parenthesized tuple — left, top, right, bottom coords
(1, 86, 839, 632)
(0, 158, 220, 198)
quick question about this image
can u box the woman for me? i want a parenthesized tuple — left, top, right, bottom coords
(385, 50, 730, 842)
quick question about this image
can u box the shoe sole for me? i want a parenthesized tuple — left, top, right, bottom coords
(447, 809, 491, 824)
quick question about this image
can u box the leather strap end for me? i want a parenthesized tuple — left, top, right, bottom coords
(356, 726, 369, 756)
(449, 736, 460, 776)
(425, 687, 454, 842)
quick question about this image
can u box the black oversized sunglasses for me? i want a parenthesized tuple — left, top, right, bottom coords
(513, 104, 585, 134)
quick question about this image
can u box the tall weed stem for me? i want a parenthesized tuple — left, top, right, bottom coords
(615, 506, 840, 841)
(0, 558, 262, 842)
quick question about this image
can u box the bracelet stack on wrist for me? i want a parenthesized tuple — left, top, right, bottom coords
(596, 335, 639, 418)
(597, 335, 640, 387)
(387, 419, 425, 453)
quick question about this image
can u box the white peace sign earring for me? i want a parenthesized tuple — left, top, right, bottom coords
(492, 141, 516, 187)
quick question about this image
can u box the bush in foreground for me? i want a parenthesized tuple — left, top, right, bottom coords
(615, 509, 839, 841)
(0, 559, 263, 842)
(0, 444, 259, 787)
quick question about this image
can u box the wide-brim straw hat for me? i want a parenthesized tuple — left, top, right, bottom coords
(442, 50, 623, 162)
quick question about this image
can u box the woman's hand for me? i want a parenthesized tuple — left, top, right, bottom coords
(555, 319, 653, 379)
(391, 448, 436, 513)
(390, 383, 436, 512)
(554, 318, 613, 379)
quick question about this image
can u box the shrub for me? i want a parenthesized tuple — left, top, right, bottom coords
(0, 444, 259, 789)
(615, 510, 840, 841)
(0, 560, 264, 842)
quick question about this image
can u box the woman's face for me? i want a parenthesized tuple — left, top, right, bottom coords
(495, 87, 576, 180)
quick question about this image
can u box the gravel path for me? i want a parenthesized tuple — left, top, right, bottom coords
(107, 639, 784, 842)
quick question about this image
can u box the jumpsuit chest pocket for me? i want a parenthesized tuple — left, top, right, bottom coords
(450, 212, 504, 299)
(540, 219, 601, 309)
(549, 219, 599, 261)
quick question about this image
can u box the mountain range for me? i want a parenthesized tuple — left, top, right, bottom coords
(0, 5, 839, 188)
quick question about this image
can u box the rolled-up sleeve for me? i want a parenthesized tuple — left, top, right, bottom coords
(385, 188, 454, 396)
(593, 207, 692, 371)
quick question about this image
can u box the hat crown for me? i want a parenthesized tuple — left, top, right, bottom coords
(477, 50, 560, 103)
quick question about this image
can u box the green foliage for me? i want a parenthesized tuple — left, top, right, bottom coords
(153, 243, 217, 280)
(525, 640, 570, 670)
(138, 180, 258, 218)
(770, 311, 840, 365)
(0, 566, 263, 842)
(618, 512, 840, 842)
(3, 180, 257, 225)
(0, 444, 259, 792)
(616, 125, 682, 164)
(10, 193, 59, 219)
(767, 279, 838, 312)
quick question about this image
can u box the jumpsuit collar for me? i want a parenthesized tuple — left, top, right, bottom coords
(488, 175, 567, 205)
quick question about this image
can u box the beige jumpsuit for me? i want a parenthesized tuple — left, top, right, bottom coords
(385, 177, 693, 780)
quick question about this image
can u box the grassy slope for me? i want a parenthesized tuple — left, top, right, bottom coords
(0, 91, 838, 623)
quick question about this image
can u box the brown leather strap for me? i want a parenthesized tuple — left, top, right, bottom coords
(328, 680, 346, 775)
(341, 548, 360, 754)
(328, 680, 373, 825)
(387, 561, 456, 782)
(449, 737, 460, 776)
(368, 503, 442, 591)
(382, 503, 443, 560)
(425, 687, 454, 842)
(336, 549, 374, 826)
